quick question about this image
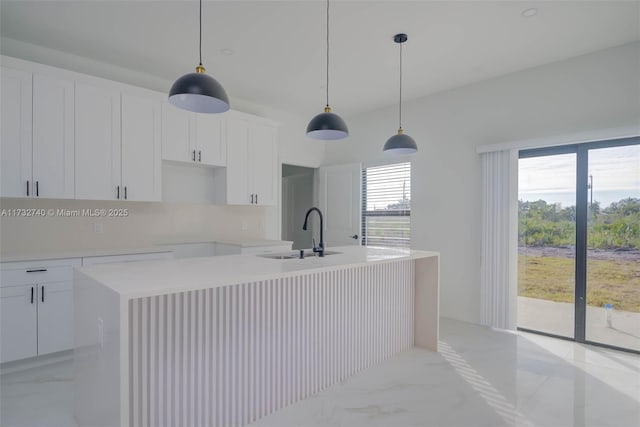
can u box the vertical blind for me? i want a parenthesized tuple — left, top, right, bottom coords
(361, 162, 411, 248)
(480, 150, 518, 330)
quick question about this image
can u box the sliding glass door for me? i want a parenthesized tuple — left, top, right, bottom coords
(518, 153, 576, 338)
(518, 138, 640, 352)
(585, 145, 640, 351)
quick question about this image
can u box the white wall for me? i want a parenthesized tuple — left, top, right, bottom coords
(324, 42, 640, 324)
(0, 38, 326, 251)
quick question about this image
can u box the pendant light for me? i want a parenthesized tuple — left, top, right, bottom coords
(168, 0, 230, 114)
(306, 0, 348, 140)
(383, 33, 417, 155)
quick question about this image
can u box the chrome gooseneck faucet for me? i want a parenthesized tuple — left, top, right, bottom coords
(302, 207, 324, 257)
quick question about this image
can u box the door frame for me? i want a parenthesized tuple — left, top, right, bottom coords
(518, 136, 640, 354)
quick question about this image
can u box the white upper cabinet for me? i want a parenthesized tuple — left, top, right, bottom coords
(1, 67, 74, 199)
(75, 83, 161, 202)
(161, 103, 191, 163)
(121, 93, 161, 202)
(193, 113, 226, 166)
(224, 111, 278, 206)
(225, 114, 251, 204)
(162, 103, 226, 167)
(1, 66, 32, 198)
(1, 57, 276, 205)
(75, 82, 121, 200)
(32, 74, 75, 199)
(251, 122, 278, 206)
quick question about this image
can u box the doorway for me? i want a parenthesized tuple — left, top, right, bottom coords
(282, 164, 317, 250)
(517, 138, 640, 353)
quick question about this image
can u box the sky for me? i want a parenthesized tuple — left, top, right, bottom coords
(518, 144, 640, 208)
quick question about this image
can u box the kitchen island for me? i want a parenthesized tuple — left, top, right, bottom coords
(74, 246, 439, 427)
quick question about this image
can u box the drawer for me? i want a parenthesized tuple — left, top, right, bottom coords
(1, 265, 75, 287)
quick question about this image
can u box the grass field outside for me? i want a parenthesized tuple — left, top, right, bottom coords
(518, 247, 640, 313)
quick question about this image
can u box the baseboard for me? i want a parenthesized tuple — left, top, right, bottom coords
(0, 349, 73, 375)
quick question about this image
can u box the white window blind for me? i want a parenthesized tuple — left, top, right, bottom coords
(361, 162, 411, 248)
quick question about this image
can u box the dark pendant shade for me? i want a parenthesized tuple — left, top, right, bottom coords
(306, 0, 348, 141)
(383, 33, 417, 154)
(169, 72, 230, 114)
(306, 110, 349, 140)
(383, 131, 417, 155)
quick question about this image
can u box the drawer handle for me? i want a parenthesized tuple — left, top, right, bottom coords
(26, 269, 47, 273)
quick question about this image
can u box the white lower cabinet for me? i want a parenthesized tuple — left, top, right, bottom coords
(36, 281, 74, 355)
(0, 258, 81, 363)
(0, 285, 37, 362)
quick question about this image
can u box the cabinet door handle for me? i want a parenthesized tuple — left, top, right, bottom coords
(255, 194, 258, 204)
(124, 186, 127, 200)
(26, 269, 47, 273)
(41, 285, 45, 303)
(26, 180, 30, 196)
(36, 181, 39, 197)
(192, 150, 196, 162)
(198, 150, 202, 162)
(31, 287, 34, 304)
(250, 194, 254, 204)
(117, 185, 120, 199)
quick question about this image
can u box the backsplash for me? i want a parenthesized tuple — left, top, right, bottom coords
(0, 198, 268, 256)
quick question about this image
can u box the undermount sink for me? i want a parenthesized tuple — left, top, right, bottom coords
(258, 250, 342, 260)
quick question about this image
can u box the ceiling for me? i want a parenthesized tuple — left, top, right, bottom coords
(1, 1, 638, 117)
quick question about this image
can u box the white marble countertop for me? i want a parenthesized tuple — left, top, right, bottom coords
(214, 239, 293, 248)
(0, 239, 293, 263)
(76, 246, 439, 299)
(159, 239, 293, 248)
(0, 247, 173, 263)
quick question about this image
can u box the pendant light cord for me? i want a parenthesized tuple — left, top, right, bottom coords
(399, 41, 403, 130)
(199, 0, 203, 66)
(326, 0, 330, 107)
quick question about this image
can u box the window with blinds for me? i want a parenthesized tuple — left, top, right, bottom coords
(361, 162, 411, 248)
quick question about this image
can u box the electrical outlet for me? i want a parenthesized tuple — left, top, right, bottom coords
(97, 318, 104, 348)
(94, 223, 104, 234)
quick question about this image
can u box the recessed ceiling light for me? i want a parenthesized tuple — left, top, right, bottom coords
(220, 48, 234, 55)
(521, 8, 538, 18)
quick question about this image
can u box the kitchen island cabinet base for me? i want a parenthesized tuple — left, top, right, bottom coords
(74, 251, 439, 427)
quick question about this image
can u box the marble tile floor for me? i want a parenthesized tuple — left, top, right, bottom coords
(1, 318, 638, 427)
